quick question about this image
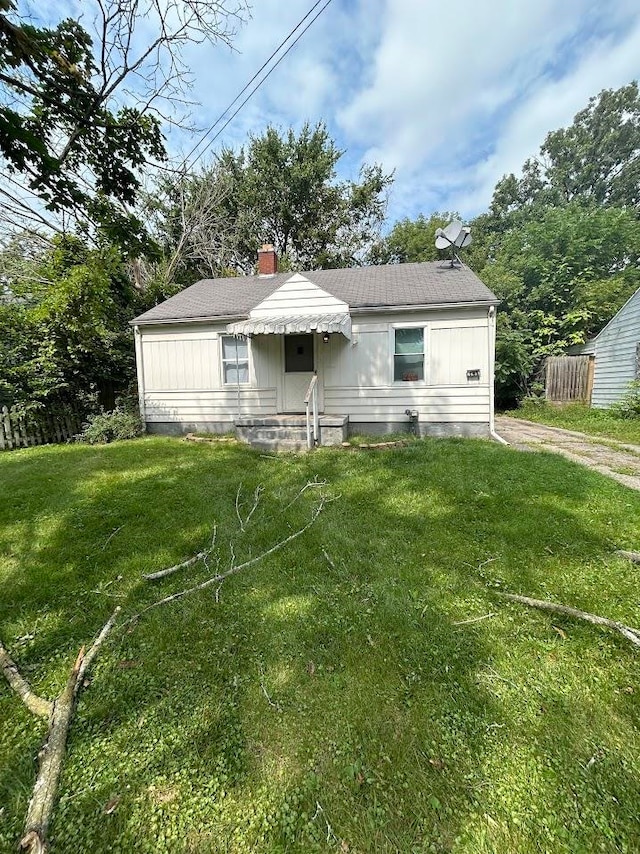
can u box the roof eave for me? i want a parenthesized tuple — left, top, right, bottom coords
(349, 299, 499, 314)
(131, 299, 500, 327)
(130, 313, 247, 327)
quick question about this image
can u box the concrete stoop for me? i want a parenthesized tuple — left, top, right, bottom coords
(235, 414, 349, 452)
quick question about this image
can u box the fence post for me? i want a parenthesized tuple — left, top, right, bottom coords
(0, 406, 9, 450)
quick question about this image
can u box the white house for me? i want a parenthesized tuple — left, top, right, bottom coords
(574, 287, 640, 408)
(131, 246, 499, 448)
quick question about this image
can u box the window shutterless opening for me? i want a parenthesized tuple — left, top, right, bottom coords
(394, 327, 424, 381)
(222, 335, 249, 384)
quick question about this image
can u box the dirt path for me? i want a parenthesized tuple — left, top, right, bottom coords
(495, 416, 640, 492)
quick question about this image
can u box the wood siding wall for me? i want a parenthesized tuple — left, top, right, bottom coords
(249, 273, 349, 318)
(591, 288, 640, 407)
(136, 306, 492, 428)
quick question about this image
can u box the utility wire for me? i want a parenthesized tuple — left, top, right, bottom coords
(182, 0, 327, 167)
(182, 0, 334, 172)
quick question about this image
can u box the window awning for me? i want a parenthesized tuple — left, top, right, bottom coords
(226, 313, 351, 339)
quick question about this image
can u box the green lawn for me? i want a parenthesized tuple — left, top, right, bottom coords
(505, 401, 640, 446)
(1, 437, 640, 853)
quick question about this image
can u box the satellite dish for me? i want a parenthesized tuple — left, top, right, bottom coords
(455, 227, 472, 249)
(442, 220, 463, 244)
(435, 229, 449, 250)
(434, 220, 472, 265)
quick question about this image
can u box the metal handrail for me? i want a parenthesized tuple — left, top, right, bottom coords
(304, 373, 319, 449)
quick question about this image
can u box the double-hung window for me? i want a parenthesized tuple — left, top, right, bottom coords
(394, 327, 424, 382)
(221, 335, 249, 385)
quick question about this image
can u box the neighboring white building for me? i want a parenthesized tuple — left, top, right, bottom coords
(577, 287, 640, 408)
(131, 246, 499, 447)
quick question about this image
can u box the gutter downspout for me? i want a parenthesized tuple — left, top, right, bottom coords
(133, 325, 147, 427)
(487, 306, 509, 445)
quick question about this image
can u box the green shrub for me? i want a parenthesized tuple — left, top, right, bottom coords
(78, 406, 144, 444)
(610, 380, 640, 419)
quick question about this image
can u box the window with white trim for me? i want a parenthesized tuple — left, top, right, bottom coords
(394, 327, 424, 381)
(221, 335, 249, 385)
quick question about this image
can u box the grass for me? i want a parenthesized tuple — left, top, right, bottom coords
(504, 401, 640, 446)
(1, 436, 640, 853)
(344, 431, 418, 446)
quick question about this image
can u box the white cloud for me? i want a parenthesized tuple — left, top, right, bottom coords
(25, 0, 640, 223)
(452, 16, 640, 214)
(337, 0, 640, 219)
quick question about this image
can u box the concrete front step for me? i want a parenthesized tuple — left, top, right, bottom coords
(235, 414, 348, 451)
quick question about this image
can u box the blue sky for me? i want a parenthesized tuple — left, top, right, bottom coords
(31, 0, 640, 226)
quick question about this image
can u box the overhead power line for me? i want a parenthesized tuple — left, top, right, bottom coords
(182, 0, 334, 171)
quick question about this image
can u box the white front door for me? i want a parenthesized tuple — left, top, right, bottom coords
(282, 334, 319, 412)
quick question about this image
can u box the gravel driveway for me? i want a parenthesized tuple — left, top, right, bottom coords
(495, 416, 640, 492)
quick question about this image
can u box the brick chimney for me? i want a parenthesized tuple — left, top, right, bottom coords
(258, 243, 278, 276)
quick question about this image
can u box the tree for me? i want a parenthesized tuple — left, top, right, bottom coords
(487, 82, 640, 225)
(368, 212, 459, 264)
(481, 202, 640, 405)
(0, 233, 140, 412)
(152, 123, 394, 279)
(0, 0, 247, 250)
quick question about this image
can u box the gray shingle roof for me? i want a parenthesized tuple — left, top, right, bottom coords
(132, 261, 497, 325)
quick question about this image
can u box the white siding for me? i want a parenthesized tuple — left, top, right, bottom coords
(592, 288, 640, 407)
(136, 305, 493, 429)
(324, 307, 491, 424)
(138, 323, 278, 427)
(250, 273, 349, 318)
(144, 389, 277, 425)
(430, 326, 488, 386)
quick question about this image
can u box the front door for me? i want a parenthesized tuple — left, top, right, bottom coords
(282, 334, 316, 412)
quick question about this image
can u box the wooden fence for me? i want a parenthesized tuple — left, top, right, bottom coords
(545, 355, 594, 404)
(0, 406, 84, 451)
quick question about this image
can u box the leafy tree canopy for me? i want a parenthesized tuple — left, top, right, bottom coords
(368, 212, 459, 264)
(0, 0, 247, 253)
(482, 202, 640, 405)
(0, 233, 140, 412)
(488, 82, 640, 225)
(152, 122, 394, 279)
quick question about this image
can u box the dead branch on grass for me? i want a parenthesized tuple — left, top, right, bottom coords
(143, 479, 330, 584)
(235, 483, 264, 532)
(143, 525, 218, 581)
(0, 644, 52, 719)
(129, 493, 331, 625)
(0, 608, 120, 854)
(284, 478, 327, 510)
(497, 592, 640, 648)
(615, 550, 640, 564)
(453, 613, 497, 626)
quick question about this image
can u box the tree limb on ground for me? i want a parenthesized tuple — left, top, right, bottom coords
(131, 493, 331, 625)
(0, 607, 120, 854)
(0, 643, 53, 719)
(143, 525, 218, 581)
(497, 592, 640, 648)
(615, 550, 640, 564)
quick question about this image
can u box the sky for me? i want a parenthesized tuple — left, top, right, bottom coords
(30, 0, 640, 226)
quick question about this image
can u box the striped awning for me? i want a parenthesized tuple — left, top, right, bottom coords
(226, 313, 351, 339)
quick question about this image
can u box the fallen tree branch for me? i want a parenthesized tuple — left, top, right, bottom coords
(615, 550, 640, 564)
(0, 643, 53, 719)
(126, 496, 331, 626)
(284, 478, 327, 510)
(143, 551, 208, 581)
(143, 525, 218, 581)
(235, 483, 264, 532)
(0, 608, 121, 854)
(453, 612, 497, 626)
(20, 648, 85, 854)
(497, 593, 640, 648)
